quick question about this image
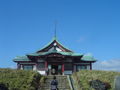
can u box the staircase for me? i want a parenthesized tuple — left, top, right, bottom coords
(39, 75, 71, 90)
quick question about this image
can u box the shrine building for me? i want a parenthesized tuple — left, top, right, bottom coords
(13, 37, 96, 75)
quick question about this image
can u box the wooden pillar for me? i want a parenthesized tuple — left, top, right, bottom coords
(17, 63, 19, 69)
(62, 64, 64, 74)
(73, 65, 76, 72)
(45, 61, 48, 69)
(17, 63, 18, 69)
(45, 61, 48, 75)
(90, 63, 92, 70)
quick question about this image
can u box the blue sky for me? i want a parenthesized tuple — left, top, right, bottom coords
(0, 0, 120, 71)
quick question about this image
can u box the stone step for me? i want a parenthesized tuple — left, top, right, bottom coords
(39, 88, 70, 90)
(39, 75, 71, 90)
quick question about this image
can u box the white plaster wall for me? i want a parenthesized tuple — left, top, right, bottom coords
(64, 71, 72, 75)
(20, 65, 23, 70)
(87, 65, 90, 70)
(37, 70, 46, 75)
(33, 65, 37, 70)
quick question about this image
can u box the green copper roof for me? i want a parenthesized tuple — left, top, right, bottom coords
(36, 37, 73, 52)
(13, 56, 31, 62)
(27, 50, 83, 57)
(81, 55, 96, 61)
(71, 53, 83, 56)
(37, 37, 57, 52)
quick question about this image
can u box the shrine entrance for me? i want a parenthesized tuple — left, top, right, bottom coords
(51, 65, 58, 75)
(48, 64, 62, 75)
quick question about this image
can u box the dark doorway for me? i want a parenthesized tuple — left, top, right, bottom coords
(51, 65, 58, 75)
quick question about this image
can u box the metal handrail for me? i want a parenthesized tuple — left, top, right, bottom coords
(67, 75, 76, 90)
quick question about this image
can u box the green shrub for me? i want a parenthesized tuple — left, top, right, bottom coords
(72, 70, 120, 90)
(0, 68, 42, 90)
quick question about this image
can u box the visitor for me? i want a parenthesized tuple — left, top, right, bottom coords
(50, 76, 58, 90)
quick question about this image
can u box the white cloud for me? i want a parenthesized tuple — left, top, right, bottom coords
(76, 36, 86, 43)
(85, 53, 93, 56)
(93, 59, 120, 72)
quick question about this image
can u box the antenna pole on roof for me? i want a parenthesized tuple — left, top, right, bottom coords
(54, 21, 57, 39)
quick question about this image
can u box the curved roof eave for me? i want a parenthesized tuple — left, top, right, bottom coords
(13, 56, 31, 62)
(36, 37, 73, 53)
(81, 59, 97, 62)
(81, 55, 97, 62)
(27, 51, 83, 57)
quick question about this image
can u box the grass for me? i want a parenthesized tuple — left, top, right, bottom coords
(72, 70, 120, 90)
